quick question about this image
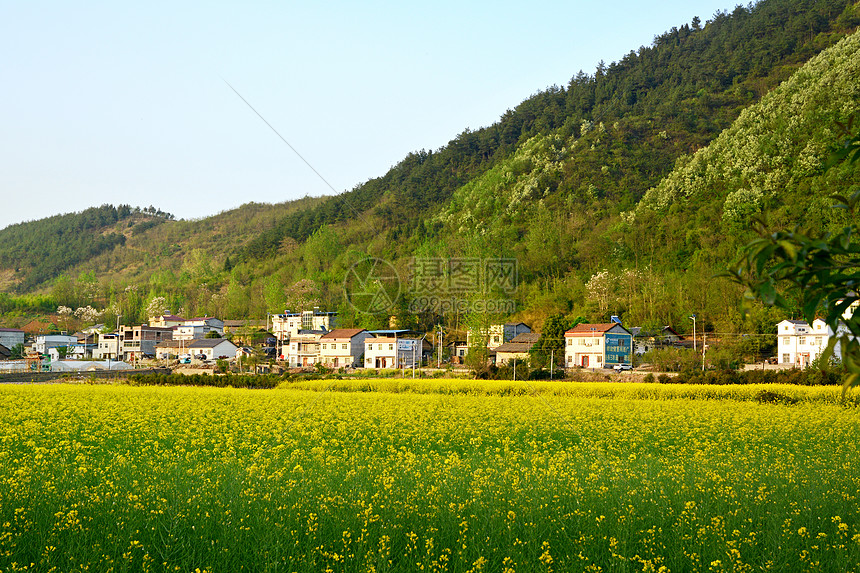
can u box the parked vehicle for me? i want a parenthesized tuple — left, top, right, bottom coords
(613, 363, 633, 371)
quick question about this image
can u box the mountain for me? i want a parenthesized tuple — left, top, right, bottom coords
(1, 0, 858, 337)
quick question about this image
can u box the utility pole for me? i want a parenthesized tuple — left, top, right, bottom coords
(550, 349, 554, 380)
(689, 314, 697, 352)
(437, 326, 442, 369)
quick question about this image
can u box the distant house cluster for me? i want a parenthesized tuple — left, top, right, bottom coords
(2, 298, 855, 373)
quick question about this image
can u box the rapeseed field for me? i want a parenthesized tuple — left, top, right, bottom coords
(0, 382, 858, 572)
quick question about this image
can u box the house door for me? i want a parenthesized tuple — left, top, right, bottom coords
(581, 355, 589, 367)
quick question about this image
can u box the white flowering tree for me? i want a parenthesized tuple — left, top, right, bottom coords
(146, 296, 170, 321)
(74, 305, 103, 325)
(586, 270, 615, 316)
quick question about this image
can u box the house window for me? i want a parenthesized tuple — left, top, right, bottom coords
(597, 356, 602, 363)
(322, 344, 326, 350)
(596, 339, 601, 346)
(799, 337, 806, 345)
(567, 356, 572, 364)
(389, 344, 394, 351)
(368, 344, 373, 351)
(342, 343, 348, 350)
(816, 336, 823, 346)
(567, 339, 572, 346)
(783, 337, 789, 345)
(783, 353, 790, 364)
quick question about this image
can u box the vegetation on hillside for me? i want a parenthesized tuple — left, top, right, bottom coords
(0, 0, 858, 342)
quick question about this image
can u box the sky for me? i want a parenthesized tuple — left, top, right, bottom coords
(1, 0, 734, 231)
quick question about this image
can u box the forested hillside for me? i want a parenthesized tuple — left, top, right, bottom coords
(0, 0, 858, 339)
(0, 205, 172, 293)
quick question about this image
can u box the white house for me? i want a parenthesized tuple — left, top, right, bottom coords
(564, 323, 633, 369)
(187, 338, 239, 361)
(92, 333, 120, 360)
(363, 330, 427, 369)
(34, 334, 78, 355)
(284, 330, 326, 367)
(177, 317, 224, 339)
(0, 329, 25, 350)
(271, 309, 336, 344)
(319, 329, 369, 368)
(776, 319, 835, 368)
(495, 332, 540, 365)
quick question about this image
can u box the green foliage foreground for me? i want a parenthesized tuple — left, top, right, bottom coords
(1, 383, 859, 572)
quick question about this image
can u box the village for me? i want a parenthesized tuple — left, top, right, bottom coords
(0, 304, 853, 375)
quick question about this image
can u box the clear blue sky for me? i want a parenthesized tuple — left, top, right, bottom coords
(1, 0, 733, 230)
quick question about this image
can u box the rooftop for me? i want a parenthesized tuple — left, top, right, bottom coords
(565, 323, 622, 335)
(321, 328, 367, 339)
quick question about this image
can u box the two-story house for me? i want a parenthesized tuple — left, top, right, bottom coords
(318, 329, 369, 368)
(271, 309, 337, 345)
(285, 330, 327, 367)
(564, 323, 633, 368)
(120, 325, 174, 361)
(363, 330, 427, 369)
(776, 319, 833, 368)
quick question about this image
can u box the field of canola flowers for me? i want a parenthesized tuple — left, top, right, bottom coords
(0, 381, 859, 572)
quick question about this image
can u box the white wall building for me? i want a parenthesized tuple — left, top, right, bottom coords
(319, 329, 369, 368)
(364, 336, 398, 369)
(285, 331, 325, 367)
(272, 309, 337, 344)
(363, 330, 425, 369)
(187, 338, 239, 361)
(34, 334, 78, 355)
(776, 319, 835, 368)
(92, 333, 120, 360)
(564, 323, 634, 369)
(177, 317, 224, 339)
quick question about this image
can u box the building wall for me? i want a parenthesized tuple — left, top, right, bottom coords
(319, 333, 369, 368)
(364, 337, 397, 368)
(0, 330, 25, 350)
(776, 319, 831, 367)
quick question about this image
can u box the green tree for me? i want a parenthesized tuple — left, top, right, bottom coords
(729, 121, 860, 392)
(529, 313, 569, 368)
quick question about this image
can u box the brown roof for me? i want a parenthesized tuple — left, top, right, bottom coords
(495, 341, 536, 354)
(322, 328, 366, 339)
(510, 332, 540, 343)
(565, 323, 618, 336)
